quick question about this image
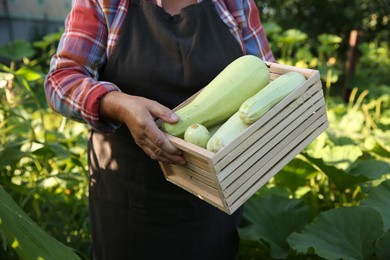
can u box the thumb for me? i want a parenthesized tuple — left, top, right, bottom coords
(150, 102, 180, 124)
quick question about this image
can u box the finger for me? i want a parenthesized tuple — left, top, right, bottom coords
(140, 139, 186, 165)
(144, 124, 181, 155)
(133, 125, 185, 164)
(148, 101, 180, 124)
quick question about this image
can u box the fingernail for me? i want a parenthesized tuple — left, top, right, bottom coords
(170, 113, 179, 121)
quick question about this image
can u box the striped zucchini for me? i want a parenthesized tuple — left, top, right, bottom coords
(161, 55, 270, 137)
(207, 112, 250, 153)
(239, 71, 306, 124)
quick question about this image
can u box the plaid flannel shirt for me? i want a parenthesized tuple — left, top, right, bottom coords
(44, 0, 275, 133)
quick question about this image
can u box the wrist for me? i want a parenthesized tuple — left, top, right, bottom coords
(99, 91, 125, 124)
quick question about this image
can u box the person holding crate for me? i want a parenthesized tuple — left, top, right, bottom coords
(44, 0, 275, 259)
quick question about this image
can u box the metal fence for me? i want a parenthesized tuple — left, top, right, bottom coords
(0, 0, 71, 45)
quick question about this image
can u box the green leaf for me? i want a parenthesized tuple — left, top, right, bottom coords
(0, 185, 80, 259)
(238, 238, 271, 260)
(318, 34, 342, 45)
(338, 110, 365, 133)
(376, 229, 390, 260)
(239, 196, 311, 259)
(32, 143, 71, 159)
(314, 145, 363, 171)
(301, 153, 368, 191)
(33, 30, 63, 49)
(288, 207, 384, 260)
(263, 22, 282, 35)
(361, 180, 390, 231)
(348, 159, 390, 180)
(0, 148, 28, 168)
(0, 40, 35, 60)
(281, 29, 308, 43)
(0, 141, 29, 167)
(274, 157, 317, 195)
(371, 141, 390, 159)
(305, 132, 329, 152)
(15, 67, 43, 81)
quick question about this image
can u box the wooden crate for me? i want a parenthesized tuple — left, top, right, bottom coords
(159, 62, 328, 215)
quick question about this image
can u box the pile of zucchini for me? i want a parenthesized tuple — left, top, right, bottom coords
(161, 55, 305, 153)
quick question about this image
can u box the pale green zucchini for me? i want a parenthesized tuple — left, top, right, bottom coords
(184, 124, 210, 148)
(161, 55, 270, 137)
(207, 112, 250, 153)
(239, 71, 306, 124)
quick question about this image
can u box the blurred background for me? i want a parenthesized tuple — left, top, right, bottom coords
(0, 0, 70, 46)
(0, 0, 389, 259)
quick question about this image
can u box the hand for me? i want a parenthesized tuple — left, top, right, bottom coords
(100, 91, 186, 165)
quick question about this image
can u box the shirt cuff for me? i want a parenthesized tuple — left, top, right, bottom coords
(84, 81, 122, 133)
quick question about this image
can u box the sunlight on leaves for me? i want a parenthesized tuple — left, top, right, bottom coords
(288, 207, 383, 260)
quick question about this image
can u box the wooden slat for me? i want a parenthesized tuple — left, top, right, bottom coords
(221, 105, 325, 197)
(217, 89, 324, 182)
(158, 64, 328, 215)
(162, 134, 215, 173)
(224, 111, 328, 206)
(222, 105, 326, 195)
(183, 154, 212, 172)
(166, 134, 214, 161)
(211, 75, 322, 165)
(218, 93, 324, 184)
(228, 121, 328, 213)
(164, 172, 225, 212)
(215, 82, 324, 176)
(267, 62, 318, 79)
(184, 162, 214, 180)
(162, 163, 218, 190)
(219, 96, 325, 188)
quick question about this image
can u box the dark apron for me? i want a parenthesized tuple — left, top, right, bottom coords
(89, 0, 243, 259)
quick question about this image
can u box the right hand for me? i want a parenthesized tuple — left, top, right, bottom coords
(100, 91, 186, 165)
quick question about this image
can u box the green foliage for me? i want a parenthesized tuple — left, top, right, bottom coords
(0, 184, 80, 259)
(239, 86, 390, 259)
(0, 10, 389, 259)
(352, 41, 390, 88)
(257, 0, 389, 47)
(288, 206, 384, 259)
(240, 196, 312, 259)
(0, 33, 90, 259)
(238, 23, 389, 256)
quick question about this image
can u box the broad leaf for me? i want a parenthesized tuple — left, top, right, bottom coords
(371, 141, 390, 159)
(348, 159, 390, 180)
(0, 185, 80, 259)
(0, 40, 35, 60)
(301, 153, 368, 191)
(376, 229, 390, 260)
(318, 34, 342, 45)
(361, 179, 390, 231)
(313, 145, 363, 171)
(338, 110, 365, 133)
(288, 207, 383, 260)
(15, 67, 43, 81)
(263, 22, 282, 35)
(239, 196, 311, 259)
(277, 29, 308, 44)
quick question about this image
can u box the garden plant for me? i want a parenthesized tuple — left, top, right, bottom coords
(0, 2, 389, 258)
